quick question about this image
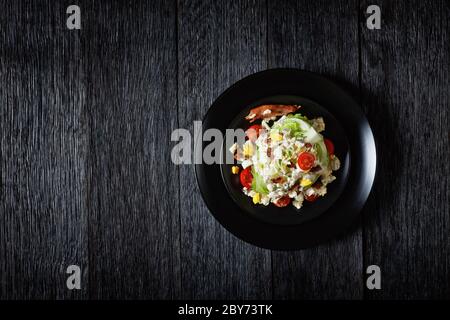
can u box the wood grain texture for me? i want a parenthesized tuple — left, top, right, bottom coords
(0, 1, 88, 299)
(82, 0, 180, 298)
(268, 0, 364, 299)
(0, 0, 448, 300)
(361, 0, 450, 299)
(177, 0, 272, 299)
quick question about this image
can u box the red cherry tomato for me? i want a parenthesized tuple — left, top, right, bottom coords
(245, 124, 263, 142)
(239, 167, 253, 189)
(297, 152, 316, 171)
(273, 196, 291, 207)
(324, 138, 335, 155)
(304, 194, 319, 202)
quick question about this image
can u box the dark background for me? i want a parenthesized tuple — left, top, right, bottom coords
(0, 0, 448, 299)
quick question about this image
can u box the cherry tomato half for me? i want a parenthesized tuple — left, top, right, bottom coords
(324, 138, 335, 155)
(297, 152, 316, 171)
(245, 124, 263, 142)
(273, 196, 291, 207)
(304, 193, 319, 202)
(239, 166, 253, 189)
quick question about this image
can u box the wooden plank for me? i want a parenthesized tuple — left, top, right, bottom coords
(361, 0, 450, 299)
(83, 0, 180, 298)
(0, 1, 88, 299)
(268, 0, 364, 299)
(178, 0, 272, 299)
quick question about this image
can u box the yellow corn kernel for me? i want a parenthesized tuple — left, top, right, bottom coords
(300, 178, 312, 187)
(252, 193, 261, 204)
(270, 132, 283, 142)
(231, 166, 240, 174)
(242, 142, 254, 157)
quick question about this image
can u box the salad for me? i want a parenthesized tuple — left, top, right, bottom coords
(229, 104, 340, 209)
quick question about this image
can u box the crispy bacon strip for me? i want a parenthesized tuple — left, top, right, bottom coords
(245, 105, 300, 123)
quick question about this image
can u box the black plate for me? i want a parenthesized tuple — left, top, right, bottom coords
(195, 69, 376, 250)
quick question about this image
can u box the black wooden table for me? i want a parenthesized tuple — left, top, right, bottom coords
(0, 0, 448, 299)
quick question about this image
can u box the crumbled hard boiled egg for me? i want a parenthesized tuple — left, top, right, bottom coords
(242, 141, 254, 157)
(300, 178, 312, 187)
(270, 131, 283, 142)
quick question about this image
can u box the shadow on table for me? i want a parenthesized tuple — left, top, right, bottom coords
(322, 73, 405, 238)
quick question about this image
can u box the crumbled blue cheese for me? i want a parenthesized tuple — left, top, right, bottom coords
(330, 155, 341, 171)
(305, 187, 315, 197)
(288, 190, 297, 198)
(311, 117, 325, 132)
(261, 120, 271, 130)
(321, 174, 336, 185)
(241, 159, 253, 169)
(293, 193, 304, 209)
